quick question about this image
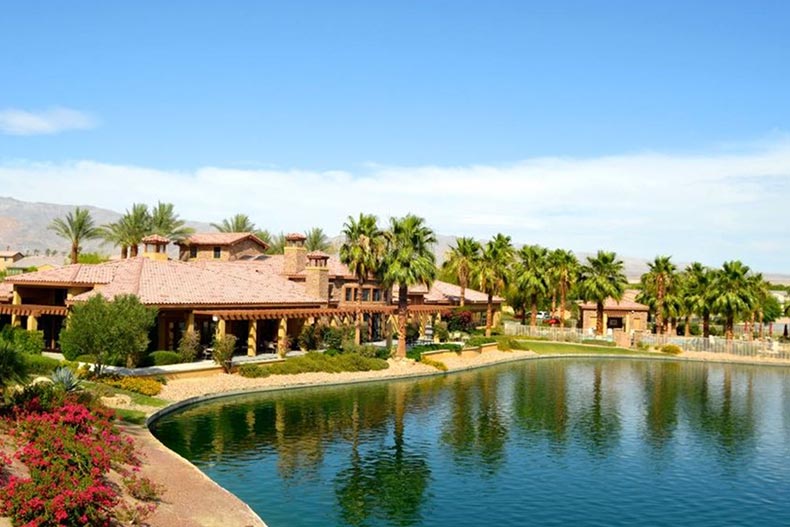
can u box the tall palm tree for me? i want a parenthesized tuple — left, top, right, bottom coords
(340, 214, 384, 345)
(578, 251, 628, 336)
(549, 249, 579, 324)
(474, 234, 514, 337)
(149, 201, 194, 242)
(210, 213, 256, 233)
(380, 214, 437, 358)
(266, 232, 287, 255)
(305, 227, 332, 252)
(121, 203, 152, 257)
(514, 245, 550, 327)
(48, 207, 101, 264)
(638, 256, 678, 334)
(746, 273, 769, 341)
(684, 262, 715, 337)
(442, 237, 481, 307)
(712, 260, 754, 340)
(98, 218, 133, 259)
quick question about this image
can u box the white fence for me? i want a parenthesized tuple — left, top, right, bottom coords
(633, 333, 790, 360)
(503, 322, 613, 343)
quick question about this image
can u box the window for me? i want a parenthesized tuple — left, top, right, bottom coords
(372, 288, 381, 302)
(345, 287, 353, 302)
(213, 246, 221, 259)
(361, 288, 370, 302)
(189, 246, 197, 258)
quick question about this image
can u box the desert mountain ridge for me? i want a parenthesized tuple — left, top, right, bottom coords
(0, 196, 787, 285)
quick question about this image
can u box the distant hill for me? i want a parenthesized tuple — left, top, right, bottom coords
(1, 196, 788, 284)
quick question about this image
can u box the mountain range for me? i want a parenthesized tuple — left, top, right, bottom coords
(0, 196, 787, 284)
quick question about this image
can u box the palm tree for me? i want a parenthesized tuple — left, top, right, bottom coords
(149, 201, 194, 242)
(442, 237, 481, 307)
(98, 218, 133, 259)
(266, 232, 287, 255)
(380, 214, 437, 358)
(48, 207, 101, 264)
(746, 273, 769, 341)
(514, 245, 550, 327)
(684, 262, 715, 337)
(474, 234, 514, 337)
(210, 213, 256, 233)
(120, 203, 152, 257)
(712, 260, 754, 340)
(578, 251, 627, 336)
(340, 214, 384, 345)
(638, 256, 678, 334)
(305, 227, 332, 252)
(549, 249, 579, 324)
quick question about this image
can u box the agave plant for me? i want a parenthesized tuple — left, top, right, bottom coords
(51, 366, 81, 392)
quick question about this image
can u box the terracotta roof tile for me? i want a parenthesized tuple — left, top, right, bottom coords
(6, 261, 124, 285)
(285, 232, 307, 241)
(180, 232, 270, 250)
(578, 289, 648, 311)
(0, 251, 22, 258)
(141, 234, 170, 244)
(0, 282, 12, 302)
(67, 258, 324, 306)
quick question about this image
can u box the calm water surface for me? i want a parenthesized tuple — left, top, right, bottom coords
(151, 359, 790, 527)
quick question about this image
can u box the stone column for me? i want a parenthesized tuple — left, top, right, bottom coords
(11, 290, 21, 327)
(186, 312, 195, 334)
(215, 318, 226, 340)
(418, 313, 427, 340)
(26, 314, 38, 332)
(433, 313, 441, 343)
(277, 318, 288, 357)
(247, 320, 257, 357)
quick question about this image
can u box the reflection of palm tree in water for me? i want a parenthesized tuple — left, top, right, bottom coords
(577, 364, 621, 457)
(644, 362, 681, 450)
(697, 368, 757, 460)
(335, 383, 430, 526)
(512, 363, 569, 450)
(441, 373, 508, 474)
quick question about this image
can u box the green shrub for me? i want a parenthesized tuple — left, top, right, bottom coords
(22, 353, 60, 375)
(123, 474, 164, 502)
(635, 341, 650, 351)
(103, 376, 163, 396)
(342, 342, 391, 360)
(212, 334, 237, 373)
(321, 325, 354, 351)
(446, 309, 475, 333)
(75, 354, 97, 363)
(421, 357, 448, 371)
(405, 322, 420, 344)
(465, 336, 496, 348)
(434, 321, 449, 342)
(0, 327, 45, 355)
(298, 324, 323, 351)
(407, 343, 462, 361)
(177, 329, 201, 362)
(582, 339, 616, 347)
(51, 366, 81, 392)
(238, 352, 388, 378)
(660, 344, 683, 355)
(149, 351, 182, 366)
(238, 364, 271, 378)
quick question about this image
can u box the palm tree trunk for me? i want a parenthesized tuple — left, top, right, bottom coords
(560, 283, 567, 326)
(396, 284, 408, 359)
(747, 312, 755, 341)
(70, 243, 79, 264)
(530, 294, 538, 328)
(703, 312, 710, 338)
(121, 245, 128, 259)
(551, 290, 557, 318)
(485, 293, 493, 337)
(684, 315, 691, 337)
(130, 244, 139, 257)
(459, 276, 466, 308)
(726, 314, 734, 340)
(355, 279, 363, 345)
(759, 311, 765, 340)
(520, 305, 527, 325)
(596, 302, 604, 335)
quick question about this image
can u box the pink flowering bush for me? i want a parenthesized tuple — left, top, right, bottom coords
(0, 394, 149, 526)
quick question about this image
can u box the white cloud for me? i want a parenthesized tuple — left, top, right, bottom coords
(0, 137, 788, 271)
(0, 107, 98, 135)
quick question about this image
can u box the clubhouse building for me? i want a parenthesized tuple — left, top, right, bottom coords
(0, 233, 500, 354)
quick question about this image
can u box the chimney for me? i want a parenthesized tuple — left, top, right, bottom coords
(305, 251, 330, 302)
(283, 232, 307, 274)
(140, 234, 170, 261)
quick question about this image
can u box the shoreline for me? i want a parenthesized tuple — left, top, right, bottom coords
(138, 347, 790, 527)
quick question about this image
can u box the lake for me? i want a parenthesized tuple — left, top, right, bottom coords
(150, 358, 790, 527)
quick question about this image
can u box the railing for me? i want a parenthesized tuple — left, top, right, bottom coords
(503, 322, 613, 343)
(633, 333, 790, 360)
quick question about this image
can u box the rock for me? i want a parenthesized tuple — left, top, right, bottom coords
(101, 394, 132, 407)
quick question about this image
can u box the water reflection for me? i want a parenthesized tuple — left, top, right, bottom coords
(151, 359, 785, 527)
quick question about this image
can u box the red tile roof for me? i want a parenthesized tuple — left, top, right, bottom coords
(285, 232, 307, 242)
(578, 289, 648, 311)
(0, 282, 12, 302)
(11, 258, 324, 306)
(141, 234, 170, 244)
(179, 232, 270, 250)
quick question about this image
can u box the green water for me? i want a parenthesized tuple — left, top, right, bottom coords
(151, 359, 790, 526)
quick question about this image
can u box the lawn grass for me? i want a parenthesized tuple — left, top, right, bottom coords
(113, 408, 148, 425)
(83, 380, 169, 408)
(511, 339, 658, 357)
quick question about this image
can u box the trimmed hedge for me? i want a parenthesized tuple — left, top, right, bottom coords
(407, 343, 462, 361)
(238, 352, 388, 378)
(22, 354, 61, 375)
(102, 376, 163, 396)
(465, 336, 497, 348)
(148, 351, 182, 366)
(660, 344, 683, 355)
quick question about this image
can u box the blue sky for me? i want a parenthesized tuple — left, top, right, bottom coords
(1, 1, 789, 271)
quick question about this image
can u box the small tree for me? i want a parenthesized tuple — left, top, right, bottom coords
(177, 329, 201, 362)
(60, 294, 158, 373)
(212, 334, 237, 373)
